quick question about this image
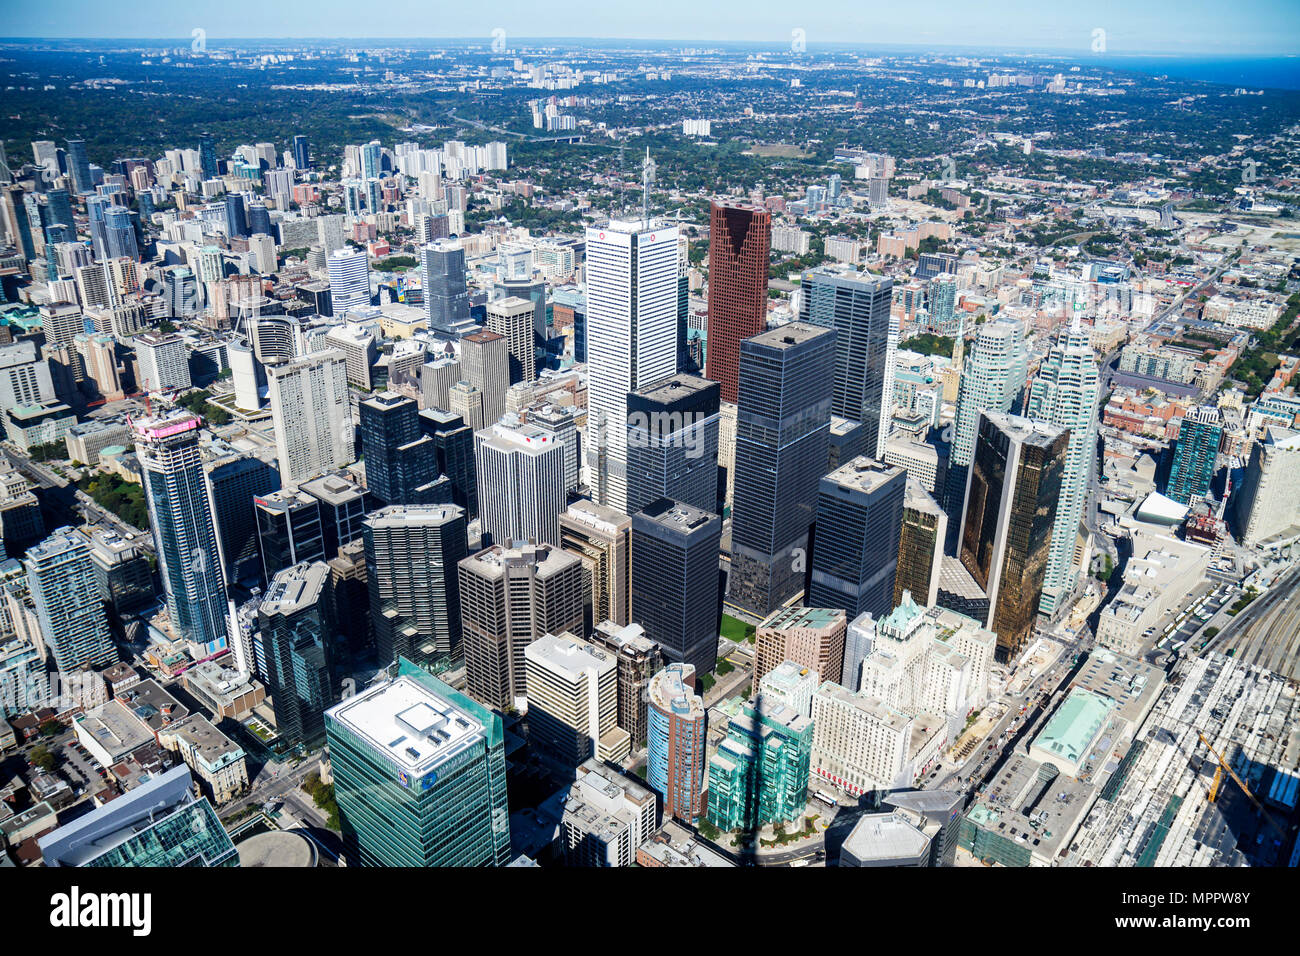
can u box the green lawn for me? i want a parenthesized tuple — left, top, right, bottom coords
(721, 614, 756, 644)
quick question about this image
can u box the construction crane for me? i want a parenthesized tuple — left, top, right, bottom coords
(1198, 731, 1287, 844)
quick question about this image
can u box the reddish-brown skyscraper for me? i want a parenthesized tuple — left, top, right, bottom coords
(705, 201, 771, 404)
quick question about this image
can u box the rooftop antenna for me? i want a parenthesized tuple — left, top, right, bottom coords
(641, 148, 656, 223)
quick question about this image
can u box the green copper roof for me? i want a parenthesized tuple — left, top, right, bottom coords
(1032, 688, 1114, 767)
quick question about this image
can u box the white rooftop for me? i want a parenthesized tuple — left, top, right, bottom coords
(326, 675, 483, 776)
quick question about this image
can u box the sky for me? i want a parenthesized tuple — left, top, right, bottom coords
(3, 0, 1300, 57)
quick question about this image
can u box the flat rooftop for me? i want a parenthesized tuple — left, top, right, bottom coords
(326, 675, 485, 776)
(760, 605, 845, 633)
(746, 321, 831, 350)
(824, 456, 905, 494)
(842, 811, 931, 863)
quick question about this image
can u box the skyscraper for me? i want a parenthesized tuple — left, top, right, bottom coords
(363, 504, 468, 668)
(326, 248, 371, 315)
(646, 663, 706, 826)
(292, 134, 310, 170)
(1024, 323, 1100, 615)
(485, 295, 537, 384)
(944, 319, 1029, 529)
(1167, 405, 1223, 505)
(1234, 425, 1300, 548)
(808, 457, 906, 621)
(324, 658, 511, 867)
(223, 192, 248, 239)
(631, 498, 722, 679)
(257, 561, 337, 748)
(584, 218, 679, 512)
(524, 631, 627, 765)
(204, 450, 280, 587)
(474, 420, 568, 547)
(893, 479, 948, 609)
(799, 267, 894, 458)
(728, 323, 835, 617)
(134, 413, 230, 655)
(255, 489, 326, 583)
(423, 239, 476, 336)
(198, 133, 219, 181)
(24, 528, 116, 673)
(957, 412, 1068, 661)
(705, 201, 771, 404)
(266, 349, 354, 487)
(625, 373, 721, 517)
(359, 391, 441, 506)
(459, 330, 510, 427)
(558, 500, 632, 632)
(66, 138, 92, 194)
(419, 408, 478, 519)
(102, 205, 140, 260)
(707, 698, 812, 834)
(753, 605, 847, 689)
(458, 543, 585, 711)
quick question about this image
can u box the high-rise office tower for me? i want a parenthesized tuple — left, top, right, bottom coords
(247, 203, 272, 240)
(204, 450, 280, 587)
(524, 631, 628, 765)
(359, 391, 441, 506)
(631, 498, 722, 679)
(957, 412, 1068, 661)
(528, 404, 580, 495)
(449, 381, 485, 431)
(705, 202, 771, 404)
(421, 355, 461, 411)
(1234, 425, 1300, 548)
(1167, 405, 1223, 505)
(584, 218, 679, 512)
(707, 698, 812, 834)
(474, 420, 567, 547)
(223, 192, 247, 239)
(728, 323, 835, 617)
(267, 349, 354, 487)
(102, 205, 140, 260)
(459, 543, 584, 711)
(493, 273, 546, 362)
(292, 134, 310, 170)
(893, 479, 947, 609)
(134, 413, 230, 655)
(423, 240, 477, 336)
(327, 248, 371, 315)
(24, 528, 116, 673)
(753, 605, 847, 688)
(799, 267, 894, 459)
(559, 500, 632, 632)
(625, 373, 720, 517)
(944, 318, 1029, 529)
(66, 138, 92, 194)
(459, 330, 510, 426)
(257, 561, 337, 748)
(198, 133, 219, 180)
(485, 295, 537, 385)
(255, 489, 326, 583)
(324, 658, 511, 867)
(1024, 322, 1100, 615)
(589, 620, 664, 747)
(646, 663, 706, 825)
(299, 473, 372, 555)
(419, 409, 478, 519)
(363, 504, 468, 668)
(808, 457, 906, 621)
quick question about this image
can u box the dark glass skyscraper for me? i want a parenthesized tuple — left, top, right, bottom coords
(625, 374, 720, 517)
(422, 240, 475, 335)
(363, 504, 468, 668)
(420, 408, 478, 519)
(66, 138, 92, 194)
(198, 133, 219, 180)
(255, 489, 326, 584)
(808, 457, 906, 621)
(204, 451, 281, 587)
(224, 193, 248, 239)
(292, 134, 310, 169)
(798, 267, 894, 459)
(958, 412, 1068, 661)
(258, 561, 338, 748)
(705, 201, 771, 404)
(631, 498, 722, 679)
(360, 391, 441, 506)
(728, 323, 835, 617)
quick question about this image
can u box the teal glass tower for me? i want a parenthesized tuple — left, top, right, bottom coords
(707, 699, 812, 834)
(324, 658, 511, 867)
(1167, 405, 1222, 505)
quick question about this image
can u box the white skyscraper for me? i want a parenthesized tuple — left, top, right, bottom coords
(327, 247, 371, 315)
(584, 218, 679, 512)
(1025, 320, 1100, 616)
(475, 419, 568, 547)
(267, 349, 355, 487)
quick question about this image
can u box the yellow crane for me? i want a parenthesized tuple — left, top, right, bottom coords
(1198, 731, 1287, 844)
